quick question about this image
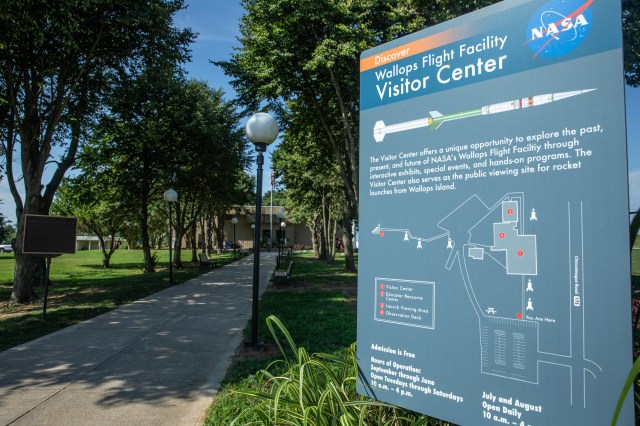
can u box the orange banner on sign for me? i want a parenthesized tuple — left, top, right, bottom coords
(360, 25, 475, 72)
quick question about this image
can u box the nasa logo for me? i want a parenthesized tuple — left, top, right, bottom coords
(526, 0, 592, 58)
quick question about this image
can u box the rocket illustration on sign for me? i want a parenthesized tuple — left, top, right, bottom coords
(372, 89, 596, 142)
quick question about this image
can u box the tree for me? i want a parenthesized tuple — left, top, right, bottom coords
(201, 173, 255, 254)
(0, 210, 13, 243)
(78, 56, 190, 273)
(622, 0, 640, 248)
(219, 0, 486, 272)
(0, 0, 193, 303)
(165, 80, 248, 268)
(273, 104, 345, 262)
(51, 177, 128, 268)
(263, 189, 287, 208)
(623, 0, 640, 87)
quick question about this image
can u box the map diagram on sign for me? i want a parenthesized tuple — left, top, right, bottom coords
(371, 193, 601, 406)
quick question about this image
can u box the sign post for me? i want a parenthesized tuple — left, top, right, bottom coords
(357, 1, 633, 424)
(22, 215, 77, 321)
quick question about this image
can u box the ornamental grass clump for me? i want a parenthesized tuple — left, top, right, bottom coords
(231, 315, 447, 426)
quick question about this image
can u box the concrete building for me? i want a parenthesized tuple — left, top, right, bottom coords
(75, 236, 124, 251)
(219, 206, 312, 250)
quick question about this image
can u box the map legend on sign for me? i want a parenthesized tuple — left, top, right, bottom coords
(375, 278, 435, 329)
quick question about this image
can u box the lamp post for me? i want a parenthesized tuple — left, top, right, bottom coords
(276, 210, 285, 267)
(251, 223, 256, 251)
(201, 225, 206, 256)
(280, 221, 287, 261)
(231, 217, 238, 259)
(164, 189, 178, 284)
(245, 112, 279, 349)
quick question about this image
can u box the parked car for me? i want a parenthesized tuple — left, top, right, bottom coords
(0, 243, 14, 253)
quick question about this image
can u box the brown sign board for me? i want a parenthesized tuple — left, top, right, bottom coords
(22, 215, 77, 255)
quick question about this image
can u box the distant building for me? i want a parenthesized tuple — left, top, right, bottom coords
(76, 236, 124, 251)
(197, 206, 312, 250)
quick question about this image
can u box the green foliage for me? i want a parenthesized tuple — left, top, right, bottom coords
(207, 253, 357, 423)
(263, 189, 287, 208)
(611, 355, 640, 425)
(167, 80, 249, 265)
(52, 176, 131, 267)
(0, 211, 13, 242)
(631, 208, 640, 251)
(0, 0, 194, 302)
(230, 315, 444, 426)
(149, 251, 160, 270)
(272, 115, 344, 261)
(611, 246, 640, 424)
(208, 255, 450, 425)
(78, 74, 250, 271)
(623, 0, 640, 87)
(221, 0, 515, 272)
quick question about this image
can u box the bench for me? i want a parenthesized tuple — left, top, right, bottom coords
(274, 261, 294, 286)
(199, 253, 218, 269)
(239, 248, 250, 256)
(277, 246, 292, 268)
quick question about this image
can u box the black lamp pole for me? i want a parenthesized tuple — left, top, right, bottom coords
(278, 221, 283, 267)
(164, 189, 177, 285)
(245, 112, 278, 350)
(251, 144, 266, 348)
(168, 202, 174, 284)
(232, 219, 237, 259)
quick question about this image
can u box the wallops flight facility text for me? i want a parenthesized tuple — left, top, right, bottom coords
(373, 35, 509, 101)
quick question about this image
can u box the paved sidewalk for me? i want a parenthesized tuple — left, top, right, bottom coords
(0, 252, 277, 426)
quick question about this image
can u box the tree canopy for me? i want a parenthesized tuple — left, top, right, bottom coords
(221, 0, 640, 267)
(0, 0, 194, 302)
(219, 0, 429, 270)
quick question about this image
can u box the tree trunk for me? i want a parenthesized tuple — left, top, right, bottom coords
(319, 229, 327, 260)
(341, 219, 356, 273)
(214, 214, 225, 253)
(11, 254, 43, 303)
(98, 235, 112, 269)
(320, 199, 336, 264)
(328, 219, 337, 264)
(174, 229, 184, 269)
(309, 225, 319, 258)
(205, 216, 214, 255)
(102, 253, 112, 269)
(140, 200, 154, 272)
(198, 216, 207, 256)
(10, 200, 48, 303)
(190, 220, 198, 263)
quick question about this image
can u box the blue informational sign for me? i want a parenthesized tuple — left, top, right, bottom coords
(357, 1, 633, 425)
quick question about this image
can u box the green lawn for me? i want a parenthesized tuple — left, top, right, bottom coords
(0, 249, 235, 351)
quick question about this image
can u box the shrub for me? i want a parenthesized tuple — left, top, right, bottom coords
(230, 315, 449, 426)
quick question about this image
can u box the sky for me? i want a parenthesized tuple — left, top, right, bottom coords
(0, 0, 638, 225)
